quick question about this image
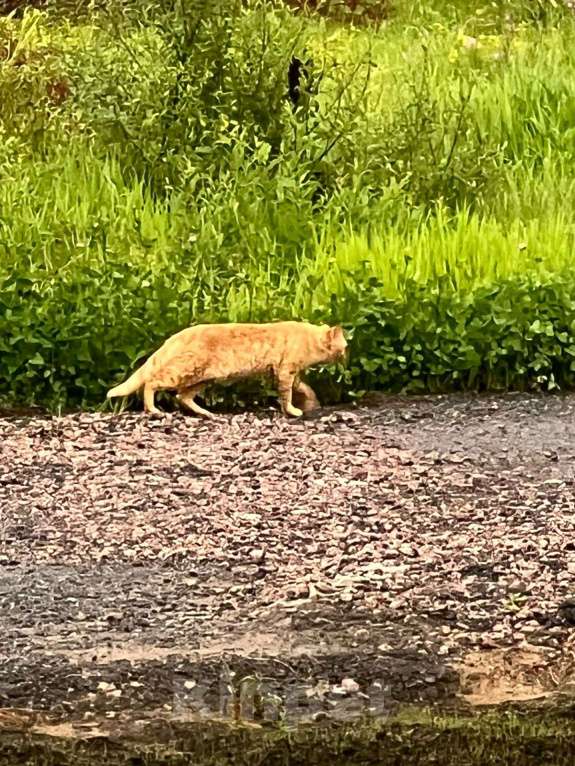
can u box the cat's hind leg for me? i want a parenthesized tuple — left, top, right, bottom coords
(177, 384, 215, 420)
(276, 369, 303, 417)
(143, 382, 163, 416)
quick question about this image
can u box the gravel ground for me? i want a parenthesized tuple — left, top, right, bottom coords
(1, 392, 575, 729)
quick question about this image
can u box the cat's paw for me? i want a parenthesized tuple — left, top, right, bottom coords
(286, 405, 303, 418)
(197, 411, 218, 421)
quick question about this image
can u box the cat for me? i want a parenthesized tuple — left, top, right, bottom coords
(107, 321, 347, 419)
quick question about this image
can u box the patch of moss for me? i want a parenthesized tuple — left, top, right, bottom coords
(2, 707, 575, 766)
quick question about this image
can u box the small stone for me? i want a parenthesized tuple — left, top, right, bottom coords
(398, 543, 416, 557)
(377, 643, 393, 652)
(340, 677, 360, 694)
(508, 579, 528, 593)
(340, 591, 354, 603)
(288, 581, 309, 599)
(520, 622, 538, 633)
(548, 626, 566, 635)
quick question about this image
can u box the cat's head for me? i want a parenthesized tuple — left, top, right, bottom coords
(323, 325, 348, 362)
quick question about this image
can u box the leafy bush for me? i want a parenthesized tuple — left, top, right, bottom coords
(285, 0, 390, 23)
(2, 1, 575, 411)
(65, 1, 308, 189)
(4, 252, 575, 410)
(336, 276, 575, 398)
(0, 10, 70, 147)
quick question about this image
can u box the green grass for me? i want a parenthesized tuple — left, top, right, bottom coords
(1, 0, 575, 409)
(3, 706, 575, 765)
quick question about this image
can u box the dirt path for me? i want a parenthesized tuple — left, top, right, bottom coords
(1, 393, 575, 732)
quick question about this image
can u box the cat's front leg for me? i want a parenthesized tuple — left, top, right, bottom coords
(276, 369, 303, 417)
(293, 379, 320, 413)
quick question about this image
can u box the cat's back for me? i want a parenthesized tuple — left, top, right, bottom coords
(181, 321, 309, 343)
(161, 321, 316, 361)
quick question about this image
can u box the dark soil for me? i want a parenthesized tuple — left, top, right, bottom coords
(1, 392, 575, 742)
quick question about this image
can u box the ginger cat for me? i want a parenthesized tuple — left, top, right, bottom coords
(107, 321, 347, 419)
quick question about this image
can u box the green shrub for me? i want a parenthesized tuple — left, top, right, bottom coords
(0, 10, 69, 148)
(334, 276, 575, 398)
(4, 254, 575, 410)
(2, 2, 575, 411)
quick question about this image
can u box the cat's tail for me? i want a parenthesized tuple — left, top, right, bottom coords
(107, 363, 148, 399)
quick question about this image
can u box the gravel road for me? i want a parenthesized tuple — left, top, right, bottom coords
(1, 393, 575, 728)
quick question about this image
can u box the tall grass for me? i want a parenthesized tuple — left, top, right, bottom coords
(2, 0, 575, 408)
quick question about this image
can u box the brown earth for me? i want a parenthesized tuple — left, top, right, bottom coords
(1, 392, 575, 741)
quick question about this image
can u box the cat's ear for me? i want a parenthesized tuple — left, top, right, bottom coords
(328, 325, 345, 344)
